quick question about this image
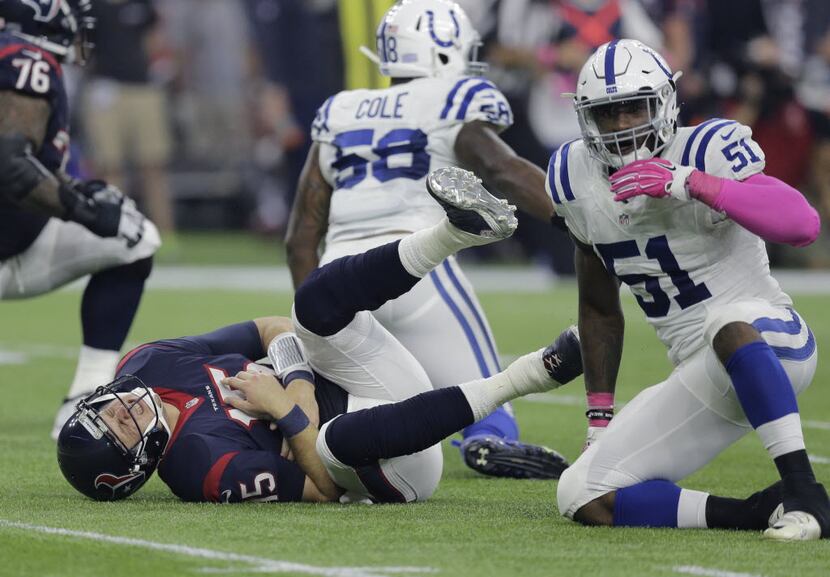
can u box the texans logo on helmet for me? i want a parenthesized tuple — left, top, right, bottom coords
(94, 471, 146, 497)
(20, 0, 62, 22)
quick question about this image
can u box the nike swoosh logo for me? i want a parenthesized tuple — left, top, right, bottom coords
(720, 127, 737, 140)
(21, 49, 42, 60)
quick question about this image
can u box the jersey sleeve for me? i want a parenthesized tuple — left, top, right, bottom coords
(310, 95, 337, 144)
(0, 44, 63, 102)
(157, 321, 265, 359)
(685, 120, 766, 181)
(545, 140, 591, 245)
(162, 434, 306, 503)
(437, 77, 513, 131)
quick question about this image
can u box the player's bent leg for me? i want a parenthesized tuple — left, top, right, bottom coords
(315, 343, 577, 500)
(702, 301, 828, 540)
(294, 309, 433, 402)
(316, 396, 446, 503)
(0, 218, 160, 300)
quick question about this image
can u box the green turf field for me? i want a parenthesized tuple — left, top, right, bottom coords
(1, 285, 828, 577)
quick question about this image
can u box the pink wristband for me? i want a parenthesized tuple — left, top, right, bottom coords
(587, 392, 614, 427)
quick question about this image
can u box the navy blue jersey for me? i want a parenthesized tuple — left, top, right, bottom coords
(117, 321, 347, 503)
(0, 32, 70, 259)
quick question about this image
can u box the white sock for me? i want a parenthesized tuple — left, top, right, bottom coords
(757, 413, 806, 459)
(398, 218, 492, 278)
(67, 346, 120, 398)
(677, 489, 710, 528)
(458, 348, 558, 421)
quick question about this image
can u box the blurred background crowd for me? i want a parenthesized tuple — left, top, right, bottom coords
(66, 0, 830, 273)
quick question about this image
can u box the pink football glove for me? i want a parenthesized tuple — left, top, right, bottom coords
(610, 158, 696, 202)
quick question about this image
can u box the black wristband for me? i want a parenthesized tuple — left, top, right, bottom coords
(586, 408, 614, 421)
(275, 405, 310, 438)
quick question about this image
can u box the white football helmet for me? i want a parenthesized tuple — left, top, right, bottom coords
(360, 0, 486, 79)
(571, 39, 681, 168)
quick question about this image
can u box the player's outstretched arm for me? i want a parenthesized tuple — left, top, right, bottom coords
(454, 120, 555, 222)
(610, 159, 820, 247)
(575, 238, 624, 448)
(286, 143, 333, 289)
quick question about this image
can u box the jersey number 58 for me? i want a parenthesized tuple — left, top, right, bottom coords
(332, 128, 430, 189)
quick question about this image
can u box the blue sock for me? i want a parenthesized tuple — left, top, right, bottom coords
(726, 341, 798, 429)
(462, 404, 519, 441)
(81, 257, 153, 350)
(613, 480, 682, 527)
(324, 386, 474, 467)
(294, 240, 419, 336)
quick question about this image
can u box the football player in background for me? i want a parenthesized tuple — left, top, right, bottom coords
(286, 0, 558, 478)
(550, 39, 828, 540)
(58, 169, 581, 503)
(0, 0, 160, 439)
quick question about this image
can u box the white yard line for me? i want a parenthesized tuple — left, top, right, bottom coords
(808, 454, 830, 465)
(672, 566, 764, 577)
(0, 520, 437, 577)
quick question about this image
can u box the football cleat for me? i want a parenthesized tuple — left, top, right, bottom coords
(426, 167, 518, 241)
(542, 325, 582, 386)
(764, 480, 830, 541)
(460, 435, 569, 480)
(764, 511, 822, 541)
(51, 394, 85, 441)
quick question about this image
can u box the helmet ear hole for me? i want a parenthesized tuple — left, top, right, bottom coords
(437, 53, 449, 65)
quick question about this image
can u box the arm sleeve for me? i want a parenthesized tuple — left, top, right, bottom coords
(545, 141, 590, 244)
(164, 434, 307, 503)
(310, 95, 336, 144)
(209, 449, 306, 503)
(0, 45, 63, 103)
(159, 321, 265, 359)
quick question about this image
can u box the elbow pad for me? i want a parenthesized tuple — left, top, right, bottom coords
(0, 133, 50, 203)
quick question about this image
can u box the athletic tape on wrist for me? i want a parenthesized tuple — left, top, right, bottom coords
(276, 405, 310, 438)
(267, 333, 313, 383)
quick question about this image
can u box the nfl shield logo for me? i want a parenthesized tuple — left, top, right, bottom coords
(619, 213, 630, 226)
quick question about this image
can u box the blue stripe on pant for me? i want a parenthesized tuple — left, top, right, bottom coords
(430, 265, 518, 441)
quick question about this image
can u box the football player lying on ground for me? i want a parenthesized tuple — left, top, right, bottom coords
(57, 168, 582, 504)
(550, 40, 828, 541)
(0, 0, 160, 439)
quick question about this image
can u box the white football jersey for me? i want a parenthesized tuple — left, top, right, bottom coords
(311, 76, 513, 246)
(547, 119, 793, 365)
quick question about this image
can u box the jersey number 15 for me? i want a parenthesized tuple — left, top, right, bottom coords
(332, 128, 430, 189)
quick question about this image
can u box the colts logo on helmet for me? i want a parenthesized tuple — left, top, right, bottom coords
(20, 0, 62, 22)
(94, 471, 146, 497)
(426, 9, 460, 48)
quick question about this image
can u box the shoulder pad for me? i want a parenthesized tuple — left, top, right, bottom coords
(0, 42, 62, 100)
(679, 119, 765, 180)
(546, 139, 582, 206)
(438, 76, 513, 128)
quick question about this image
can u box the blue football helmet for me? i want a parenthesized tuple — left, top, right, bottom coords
(0, 0, 94, 63)
(57, 375, 171, 501)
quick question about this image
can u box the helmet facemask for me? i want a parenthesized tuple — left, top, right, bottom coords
(575, 80, 678, 169)
(75, 375, 171, 472)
